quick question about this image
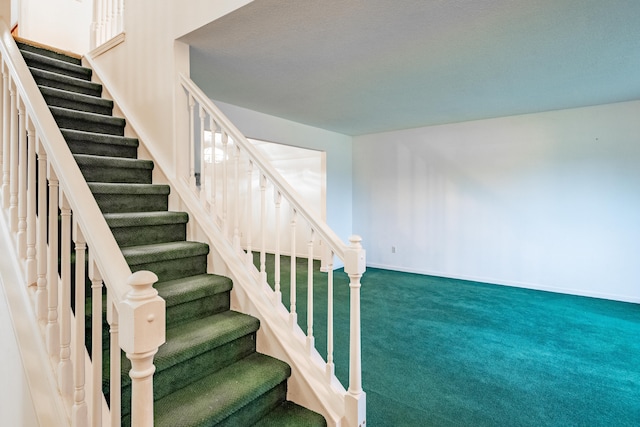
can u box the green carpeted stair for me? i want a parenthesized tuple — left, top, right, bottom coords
(18, 40, 326, 427)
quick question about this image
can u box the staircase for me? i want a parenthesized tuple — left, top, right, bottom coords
(17, 40, 326, 427)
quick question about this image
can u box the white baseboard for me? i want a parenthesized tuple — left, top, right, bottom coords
(366, 262, 639, 304)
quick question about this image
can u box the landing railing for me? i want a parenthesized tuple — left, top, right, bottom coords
(179, 74, 366, 426)
(0, 20, 163, 427)
(90, 0, 125, 50)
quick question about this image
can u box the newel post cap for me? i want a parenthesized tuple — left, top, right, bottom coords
(344, 235, 366, 276)
(119, 271, 166, 354)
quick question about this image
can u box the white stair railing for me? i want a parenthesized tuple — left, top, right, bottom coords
(0, 20, 164, 427)
(179, 74, 366, 427)
(90, 0, 125, 50)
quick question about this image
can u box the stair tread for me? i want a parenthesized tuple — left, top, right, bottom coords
(49, 105, 125, 125)
(155, 273, 231, 307)
(73, 153, 154, 169)
(157, 311, 260, 372)
(254, 401, 328, 427)
(21, 49, 92, 80)
(39, 85, 112, 107)
(16, 40, 81, 65)
(28, 67, 102, 93)
(88, 182, 170, 194)
(104, 211, 188, 227)
(122, 241, 210, 265)
(154, 353, 290, 427)
(61, 129, 139, 147)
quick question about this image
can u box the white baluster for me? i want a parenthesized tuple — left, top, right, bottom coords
(289, 210, 297, 328)
(25, 120, 36, 286)
(1, 64, 9, 208)
(274, 191, 282, 304)
(120, 271, 165, 427)
(9, 81, 18, 231)
(110, 0, 118, 39)
(0, 62, 4, 181)
(259, 173, 267, 284)
(105, 0, 113, 41)
(199, 106, 206, 203)
(188, 94, 195, 189)
(35, 142, 48, 323)
(90, 0, 100, 49)
(108, 299, 121, 427)
(307, 228, 315, 352)
(222, 131, 229, 235)
(116, 0, 125, 34)
(208, 118, 216, 216)
(88, 257, 103, 426)
(72, 221, 88, 427)
(17, 98, 27, 257)
(326, 250, 335, 379)
(100, 0, 108, 45)
(245, 160, 253, 265)
(233, 144, 241, 248)
(344, 236, 367, 427)
(46, 165, 59, 361)
(58, 192, 73, 399)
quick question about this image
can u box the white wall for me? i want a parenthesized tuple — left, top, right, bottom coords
(214, 101, 354, 244)
(87, 0, 253, 177)
(18, 0, 92, 54)
(353, 100, 640, 302)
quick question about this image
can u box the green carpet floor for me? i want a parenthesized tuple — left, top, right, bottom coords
(257, 253, 640, 426)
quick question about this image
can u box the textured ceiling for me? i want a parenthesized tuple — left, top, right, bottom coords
(181, 0, 640, 136)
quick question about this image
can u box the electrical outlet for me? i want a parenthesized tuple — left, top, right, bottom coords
(391, 246, 396, 253)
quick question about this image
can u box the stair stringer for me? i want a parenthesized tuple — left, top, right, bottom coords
(83, 56, 349, 427)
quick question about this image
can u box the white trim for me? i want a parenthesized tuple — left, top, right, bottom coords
(366, 262, 640, 304)
(89, 32, 125, 58)
(0, 211, 69, 427)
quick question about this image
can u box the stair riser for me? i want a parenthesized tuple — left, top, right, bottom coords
(32, 74, 102, 97)
(128, 255, 208, 282)
(79, 165, 152, 184)
(219, 382, 288, 427)
(111, 224, 186, 248)
(24, 58, 91, 81)
(66, 140, 138, 159)
(92, 193, 168, 213)
(43, 93, 113, 115)
(119, 333, 257, 417)
(166, 292, 230, 328)
(52, 114, 124, 136)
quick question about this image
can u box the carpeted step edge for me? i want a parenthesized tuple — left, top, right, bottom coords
(254, 401, 328, 427)
(103, 211, 188, 228)
(88, 182, 170, 195)
(28, 67, 102, 97)
(156, 311, 260, 377)
(61, 129, 139, 148)
(121, 241, 210, 265)
(49, 105, 125, 127)
(155, 273, 232, 308)
(21, 49, 92, 80)
(73, 154, 154, 170)
(16, 40, 81, 65)
(39, 86, 113, 114)
(153, 353, 291, 427)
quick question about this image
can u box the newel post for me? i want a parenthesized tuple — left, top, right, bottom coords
(118, 271, 165, 427)
(344, 235, 367, 427)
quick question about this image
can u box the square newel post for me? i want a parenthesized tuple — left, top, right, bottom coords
(344, 235, 367, 427)
(118, 270, 165, 427)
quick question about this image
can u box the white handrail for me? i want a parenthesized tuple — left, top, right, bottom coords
(0, 19, 164, 426)
(179, 74, 347, 260)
